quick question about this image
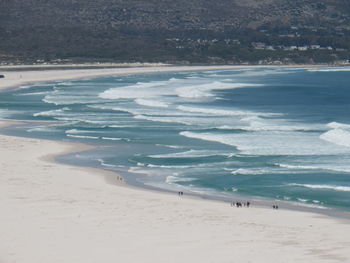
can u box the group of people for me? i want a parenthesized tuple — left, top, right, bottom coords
(116, 176, 123, 182)
(178, 191, 184, 196)
(231, 201, 250, 208)
(231, 200, 280, 210)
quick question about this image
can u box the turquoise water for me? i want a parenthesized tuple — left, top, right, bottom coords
(1, 67, 350, 211)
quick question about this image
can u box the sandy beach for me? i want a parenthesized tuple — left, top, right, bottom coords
(0, 64, 262, 91)
(1, 65, 350, 263)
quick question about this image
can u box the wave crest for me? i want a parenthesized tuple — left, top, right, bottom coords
(289, 183, 350, 192)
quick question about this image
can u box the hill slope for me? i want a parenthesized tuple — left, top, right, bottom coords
(1, 0, 350, 63)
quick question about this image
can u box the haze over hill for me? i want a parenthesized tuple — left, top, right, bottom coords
(1, 0, 350, 64)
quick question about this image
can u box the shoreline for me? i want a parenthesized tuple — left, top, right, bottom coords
(2, 120, 350, 220)
(0, 63, 335, 91)
(1, 124, 350, 262)
(0, 64, 254, 91)
(1, 66, 350, 262)
(1, 64, 350, 218)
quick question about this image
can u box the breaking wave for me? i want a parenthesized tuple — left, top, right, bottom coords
(320, 128, 350, 147)
(33, 107, 70, 117)
(289, 183, 350, 192)
(276, 163, 350, 173)
(66, 134, 100, 140)
(148, 150, 233, 159)
(135, 99, 169, 108)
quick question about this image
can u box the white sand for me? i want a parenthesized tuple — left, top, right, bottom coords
(0, 64, 257, 90)
(1, 66, 350, 262)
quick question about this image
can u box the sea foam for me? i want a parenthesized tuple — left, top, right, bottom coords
(175, 82, 262, 99)
(289, 183, 350, 192)
(33, 107, 70, 117)
(320, 128, 350, 147)
(276, 163, 350, 173)
(148, 150, 233, 159)
(177, 105, 276, 117)
(180, 130, 350, 155)
(135, 99, 169, 108)
(66, 134, 100, 140)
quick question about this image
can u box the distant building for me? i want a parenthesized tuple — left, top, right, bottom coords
(279, 34, 295, 38)
(252, 42, 266, 49)
(334, 60, 350, 65)
(310, 45, 321, 49)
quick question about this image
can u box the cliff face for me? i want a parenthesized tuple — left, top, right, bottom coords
(1, 0, 350, 63)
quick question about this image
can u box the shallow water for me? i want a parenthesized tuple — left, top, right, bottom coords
(1, 67, 350, 211)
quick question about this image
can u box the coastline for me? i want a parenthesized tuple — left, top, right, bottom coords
(1, 64, 350, 216)
(0, 63, 329, 91)
(1, 120, 350, 263)
(1, 65, 350, 262)
(3, 120, 350, 220)
(0, 64, 248, 90)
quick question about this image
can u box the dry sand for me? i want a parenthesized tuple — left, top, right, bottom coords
(1, 66, 350, 263)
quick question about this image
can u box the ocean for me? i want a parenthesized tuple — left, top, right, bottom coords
(1, 67, 350, 211)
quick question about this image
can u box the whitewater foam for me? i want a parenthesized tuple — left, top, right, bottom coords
(177, 105, 278, 117)
(102, 137, 130, 142)
(166, 176, 197, 184)
(180, 130, 350, 155)
(134, 115, 192, 125)
(320, 129, 350, 147)
(19, 91, 52, 96)
(327, 122, 350, 130)
(66, 134, 100, 140)
(33, 107, 70, 117)
(148, 150, 233, 159)
(175, 82, 263, 99)
(276, 163, 350, 173)
(97, 159, 118, 168)
(145, 164, 196, 169)
(99, 80, 177, 100)
(135, 99, 169, 108)
(27, 126, 55, 133)
(289, 183, 350, 192)
(229, 167, 294, 175)
(155, 144, 186, 149)
(65, 129, 101, 134)
(0, 109, 18, 119)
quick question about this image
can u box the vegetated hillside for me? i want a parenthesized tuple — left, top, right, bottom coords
(1, 0, 350, 64)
